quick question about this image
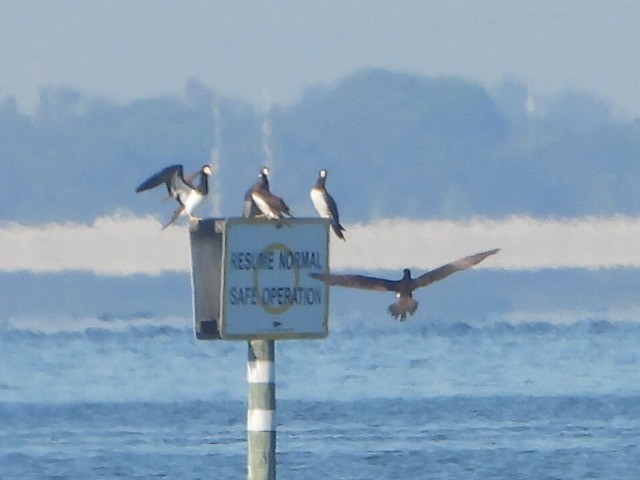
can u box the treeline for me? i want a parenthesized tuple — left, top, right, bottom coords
(1, 68, 639, 224)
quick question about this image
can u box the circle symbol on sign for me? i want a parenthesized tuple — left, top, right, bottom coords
(253, 242, 301, 315)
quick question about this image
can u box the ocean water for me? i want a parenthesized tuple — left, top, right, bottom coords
(1, 313, 640, 479)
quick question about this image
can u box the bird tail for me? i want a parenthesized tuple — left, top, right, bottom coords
(282, 202, 294, 218)
(388, 297, 418, 321)
(331, 221, 346, 240)
(161, 205, 184, 230)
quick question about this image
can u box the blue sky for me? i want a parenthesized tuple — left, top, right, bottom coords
(1, 1, 640, 116)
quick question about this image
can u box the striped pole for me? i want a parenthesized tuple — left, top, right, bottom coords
(247, 339, 276, 480)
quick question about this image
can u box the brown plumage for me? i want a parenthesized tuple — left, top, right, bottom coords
(243, 166, 293, 221)
(310, 248, 499, 321)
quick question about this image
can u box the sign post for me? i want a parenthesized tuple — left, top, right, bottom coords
(189, 217, 330, 479)
(247, 339, 275, 480)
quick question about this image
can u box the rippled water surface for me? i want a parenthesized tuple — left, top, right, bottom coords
(1, 316, 639, 478)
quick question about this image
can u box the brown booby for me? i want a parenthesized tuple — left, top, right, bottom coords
(310, 169, 346, 240)
(310, 248, 499, 321)
(243, 166, 270, 218)
(135, 164, 212, 229)
(248, 168, 293, 220)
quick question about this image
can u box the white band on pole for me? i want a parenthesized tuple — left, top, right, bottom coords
(247, 409, 276, 432)
(247, 360, 275, 384)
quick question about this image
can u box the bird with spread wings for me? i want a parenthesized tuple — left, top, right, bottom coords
(310, 248, 499, 320)
(135, 164, 213, 229)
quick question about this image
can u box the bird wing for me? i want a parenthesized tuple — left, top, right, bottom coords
(412, 248, 500, 289)
(325, 192, 341, 223)
(309, 272, 397, 292)
(279, 198, 293, 218)
(135, 165, 183, 193)
(251, 190, 292, 218)
(243, 189, 263, 218)
(243, 174, 271, 218)
(183, 169, 201, 187)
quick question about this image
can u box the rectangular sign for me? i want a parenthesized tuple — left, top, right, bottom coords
(220, 218, 329, 340)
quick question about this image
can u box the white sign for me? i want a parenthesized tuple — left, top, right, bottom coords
(220, 218, 329, 339)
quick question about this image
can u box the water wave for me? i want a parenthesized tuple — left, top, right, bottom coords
(329, 309, 640, 339)
(5, 312, 639, 342)
(0, 314, 191, 338)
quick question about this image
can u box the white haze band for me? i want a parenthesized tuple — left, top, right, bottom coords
(1, 214, 639, 274)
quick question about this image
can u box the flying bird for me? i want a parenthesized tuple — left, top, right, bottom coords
(310, 169, 346, 240)
(243, 166, 270, 218)
(310, 248, 499, 321)
(245, 167, 293, 220)
(135, 164, 212, 229)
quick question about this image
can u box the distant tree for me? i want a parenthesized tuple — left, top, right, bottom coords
(272, 68, 507, 220)
(543, 89, 613, 134)
(0, 69, 638, 224)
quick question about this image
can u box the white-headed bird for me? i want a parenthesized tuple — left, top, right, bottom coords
(247, 167, 293, 220)
(243, 166, 270, 218)
(136, 164, 212, 229)
(310, 169, 346, 240)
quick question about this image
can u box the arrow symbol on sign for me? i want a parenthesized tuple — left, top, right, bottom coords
(273, 321, 282, 328)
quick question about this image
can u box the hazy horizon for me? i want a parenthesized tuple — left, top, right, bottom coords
(1, 214, 638, 275)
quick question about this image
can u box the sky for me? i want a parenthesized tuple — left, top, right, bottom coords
(1, 2, 640, 277)
(1, 1, 640, 117)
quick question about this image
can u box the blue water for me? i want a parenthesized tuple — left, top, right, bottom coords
(2, 314, 640, 478)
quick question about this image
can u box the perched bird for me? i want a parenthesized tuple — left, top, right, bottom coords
(135, 164, 212, 229)
(310, 248, 499, 321)
(246, 168, 293, 220)
(243, 166, 270, 218)
(310, 169, 346, 240)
